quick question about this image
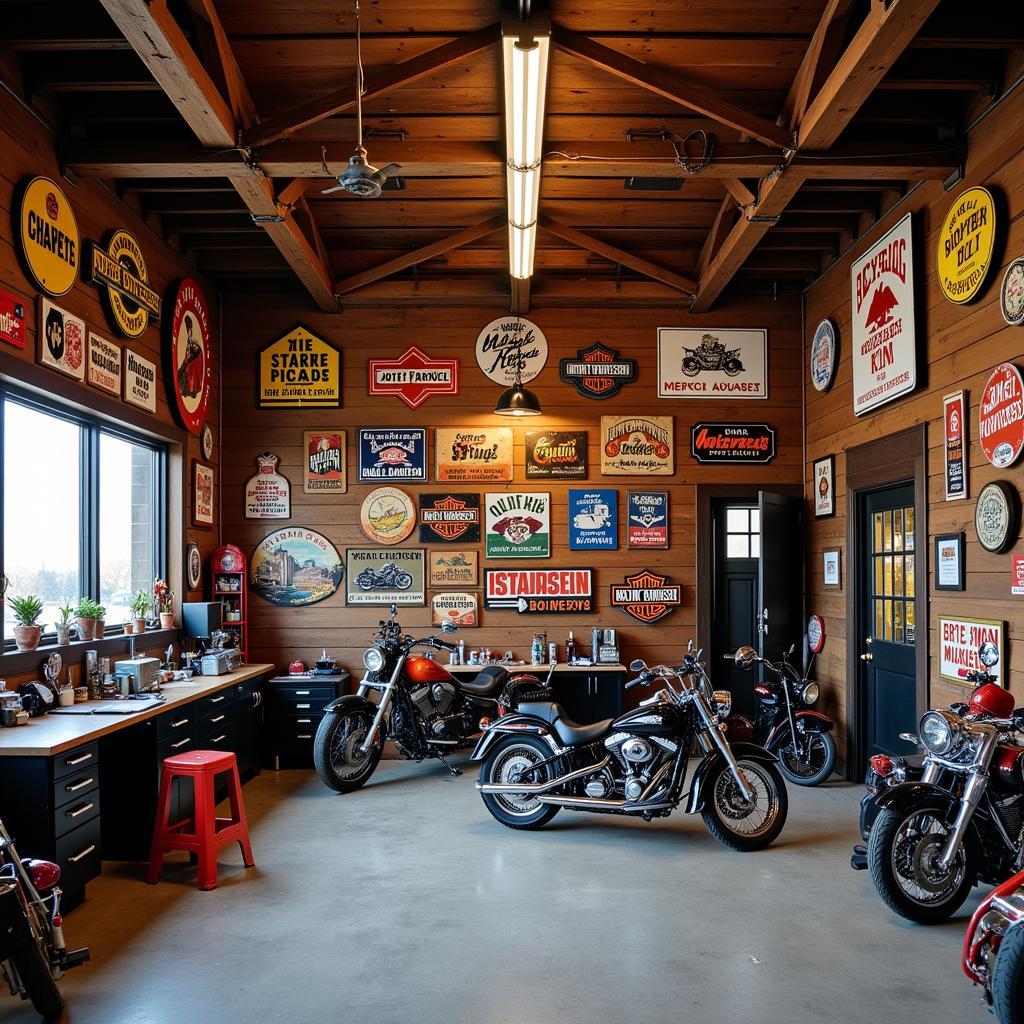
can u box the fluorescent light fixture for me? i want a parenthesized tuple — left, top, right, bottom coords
(502, 15, 550, 281)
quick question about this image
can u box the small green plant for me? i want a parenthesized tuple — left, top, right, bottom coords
(74, 597, 104, 619)
(129, 590, 151, 617)
(56, 601, 75, 628)
(9, 595, 44, 627)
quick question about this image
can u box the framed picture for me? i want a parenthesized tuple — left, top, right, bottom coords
(823, 549, 841, 589)
(192, 461, 215, 529)
(428, 550, 479, 587)
(186, 542, 203, 590)
(938, 615, 1005, 683)
(813, 455, 835, 518)
(935, 532, 965, 591)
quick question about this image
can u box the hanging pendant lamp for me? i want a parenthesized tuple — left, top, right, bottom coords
(493, 321, 542, 416)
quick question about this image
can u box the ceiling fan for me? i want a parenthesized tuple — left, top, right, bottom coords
(320, 0, 399, 198)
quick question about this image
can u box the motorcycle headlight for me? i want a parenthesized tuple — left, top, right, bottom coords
(363, 647, 385, 673)
(801, 682, 820, 706)
(919, 710, 961, 756)
(712, 689, 732, 721)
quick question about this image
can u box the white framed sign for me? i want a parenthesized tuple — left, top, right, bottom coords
(485, 492, 551, 559)
(939, 615, 1004, 684)
(810, 319, 837, 392)
(475, 316, 547, 385)
(851, 212, 917, 415)
(244, 452, 291, 519)
(87, 331, 121, 395)
(124, 348, 157, 413)
(38, 297, 85, 381)
(657, 328, 767, 399)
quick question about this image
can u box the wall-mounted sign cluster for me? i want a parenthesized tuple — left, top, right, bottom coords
(690, 423, 776, 464)
(258, 325, 341, 408)
(559, 343, 637, 399)
(251, 528, 344, 607)
(367, 345, 459, 409)
(475, 317, 547, 385)
(358, 428, 427, 482)
(657, 328, 767, 399)
(484, 568, 595, 614)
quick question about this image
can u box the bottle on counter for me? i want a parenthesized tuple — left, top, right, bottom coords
(531, 634, 543, 665)
(458, 638, 466, 666)
(86, 650, 101, 700)
(566, 630, 576, 665)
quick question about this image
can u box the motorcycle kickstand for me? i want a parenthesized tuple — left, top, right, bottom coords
(437, 751, 463, 777)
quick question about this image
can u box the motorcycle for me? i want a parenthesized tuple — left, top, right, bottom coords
(355, 563, 413, 592)
(964, 867, 1024, 1023)
(867, 641, 1024, 923)
(723, 644, 836, 786)
(471, 642, 788, 851)
(681, 335, 744, 377)
(313, 610, 539, 792)
(0, 815, 89, 1020)
(850, 749, 924, 870)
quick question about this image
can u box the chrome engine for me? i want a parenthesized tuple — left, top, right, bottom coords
(409, 680, 457, 718)
(598, 732, 675, 803)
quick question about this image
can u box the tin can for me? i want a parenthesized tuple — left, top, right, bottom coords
(548, 641, 557, 664)
(592, 628, 602, 662)
(531, 634, 543, 664)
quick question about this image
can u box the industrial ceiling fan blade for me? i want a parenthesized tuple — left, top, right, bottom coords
(320, 184, 345, 194)
(375, 164, 401, 177)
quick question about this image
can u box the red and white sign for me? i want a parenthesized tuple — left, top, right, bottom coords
(807, 614, 826, 654)
(938, 615, 1004, 683)
(484, 568, 594, 614)
(1012, 554, 1024, 597)
(850, 213, 917, 415)
(0, 289, 26, 349)
(368, 346, 459, 409)
(979, 362, 1024, 468)
(943, 390, 967, 500)
(168, 279, 211, 434)
(244, 452, 291, 519)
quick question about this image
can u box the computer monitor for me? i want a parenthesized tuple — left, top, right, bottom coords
(182, 601, 223, 640)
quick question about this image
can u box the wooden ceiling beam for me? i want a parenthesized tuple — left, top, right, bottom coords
(721, 179, 756, 208)
(510, 277, 531, 316)
(243, 24, 501, 150)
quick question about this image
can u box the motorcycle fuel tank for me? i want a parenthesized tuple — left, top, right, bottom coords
(405, 656, 454, 685)
(969, 682, 1014, 720)
(612, 702, 682, 737)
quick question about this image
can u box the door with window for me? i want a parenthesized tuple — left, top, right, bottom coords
(860, 483, 917, 758)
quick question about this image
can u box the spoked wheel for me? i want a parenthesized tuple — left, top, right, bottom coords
(313, 709, 383, 793)
(681, 356, 700, 377)
(702, 758, 788, 851)
(777, 732, 836, 786)
(992, 921, 1024, 1024)
(867, 803, 974, 923)
(479, 735, 560, 831)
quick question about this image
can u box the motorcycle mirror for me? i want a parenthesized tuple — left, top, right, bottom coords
(978, 641, 999, 668)
(733, 646, 758, 670)
(687, 639, 694, 653)
(787, 643, 796, 657)
(629, 658, 648, 673)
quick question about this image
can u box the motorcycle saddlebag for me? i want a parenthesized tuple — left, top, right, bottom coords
(0, 880, 35, 960)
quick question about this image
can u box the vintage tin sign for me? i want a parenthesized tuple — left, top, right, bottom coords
(186, 542, 203, 591)
(167, 279, 211, 434)
(979, 363, 1024, 468)
(303, 431, 346, 493)
(359, 487, 416, 545)
(38, 297, 85, 381)
(484, 568, 594, 614)
(611, 569, 682, 624)
(436, 427, 513, 483)
(938, 615, 1004, 684)
(346, 548, 425, 606)
(0, 289, 27, 349)
(418, 493, 481, 543)
(89, 230, 161, 337)
(244, 452, 291, 519)
(475, 316, 547, 385)
(975, 481, 1020, 554)
(428, 550, 478, 587)
(943, 391, 968, 500)
(357, 428, 427, 482)
(485, 492, 550, 558)
(657, 328, 767, 399)
(569, 489, 618, 550)
(87, 332, 121, 395)
(1012, 554, 1024, 597)
(258, 326, 341, 408)
(18, 177, 80, 297)
(691, 423, 776, 464)
(431, 593, 479, 628)
(525, 431, 588, 479)
(627, 492, 669, 549)
(601, 416, 673, 475)
(192, 461, 215, 528)
(851, 213, 917, 415)
(936, 186, 996, 305)
(367, 346, 459, 409)
(252, 529, 344, 607)
(1001, 257, 1024, 326)
(814, 455, 835, 518)
(123, 348, 157, 413)
(559, 343, 637, 399)
(810, 319, 838, 392)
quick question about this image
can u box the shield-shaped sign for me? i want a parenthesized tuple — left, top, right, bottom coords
(610, 569, 682, 624)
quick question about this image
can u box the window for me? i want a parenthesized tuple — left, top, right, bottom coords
(870, 505, 915, 645)
(725, 506, 761, 559)
(2, 390, 166, 642)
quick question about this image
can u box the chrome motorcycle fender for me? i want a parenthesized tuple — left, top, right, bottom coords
(872, 780, 960, 818)
(764, 711, 833, 750)
(322, 693, 379, 717)
(469, 714, 559, 762)
(685, 741, 778, 815)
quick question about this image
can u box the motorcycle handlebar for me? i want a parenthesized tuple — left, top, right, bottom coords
(625, 672, 655, 690)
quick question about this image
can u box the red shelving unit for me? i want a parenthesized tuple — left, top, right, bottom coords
(211, 543, 248, 662)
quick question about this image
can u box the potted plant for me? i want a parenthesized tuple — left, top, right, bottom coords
(129, 590, 150, 634)
(10, 595, 44, 651)
(153, 578, 174, 629)
(55, 600, 74, 645)
(74, 597, 99, 640)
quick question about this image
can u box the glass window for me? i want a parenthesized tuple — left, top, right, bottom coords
(869, 502, 915, 647)
(725, 505, 761, 560)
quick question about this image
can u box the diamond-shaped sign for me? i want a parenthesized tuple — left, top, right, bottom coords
(368, 345, 459, 409)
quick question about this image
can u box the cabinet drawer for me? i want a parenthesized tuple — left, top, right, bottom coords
(55, 816, 102, 893)
(275, 695, 333, 714)
(199, 728, 234, 752)
(54, 791, 101, 840)
(198, 703, 235, 742)
(274, 715, 321, 744)
(196, 689, 235, 718)
(53, 769, 100, 812)
(53, 742, 99, 782)
(156, 708, 196, 741)
(157, 733, 196, 763)
(268, 683, 336, 703)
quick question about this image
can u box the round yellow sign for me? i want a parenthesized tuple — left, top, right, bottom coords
(936, 185, 996, 305)
(18, 177, 80, 296)
(101, 230, 155, 338)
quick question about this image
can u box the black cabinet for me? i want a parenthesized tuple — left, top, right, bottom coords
(550, 670, 625, 722)
(265, 673, 348, 768)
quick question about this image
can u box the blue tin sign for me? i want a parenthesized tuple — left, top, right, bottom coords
(568, 488, 618, 550)
(358, 428, 427, 482)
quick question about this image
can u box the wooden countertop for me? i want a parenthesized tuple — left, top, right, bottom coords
(0, 664, 274, 757)
(449, 663, 625, 673)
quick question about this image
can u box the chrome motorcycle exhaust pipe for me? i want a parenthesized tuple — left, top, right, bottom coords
(477, 755, 611, 795)
(537, 795, 674, 811)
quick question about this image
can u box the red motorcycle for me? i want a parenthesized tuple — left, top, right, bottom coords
(964, 869, 1024, 1022)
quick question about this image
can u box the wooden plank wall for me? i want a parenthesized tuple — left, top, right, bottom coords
(221, 293, 802, 677)
(805, 84, 1024, 761)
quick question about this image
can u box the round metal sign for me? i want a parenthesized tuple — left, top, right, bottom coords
(201, 424, 214, 461)
(809, 319, 837, 392)
(979, 362, 1024, 468)
(807, 614, 826, 654)
(360, 487, 415, 545)
(186, 542, 203, 590)
(975, 480, 1020, 554)
(1000, 257, 1024, 326)
(936, 186, 996, 305)
(18, 177, 80, 297)
(168, 279, 212, 434)
(250, 529, 343, 607)
(475, 316, 547, 385)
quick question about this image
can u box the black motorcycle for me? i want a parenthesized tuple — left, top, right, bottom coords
(472, 644, 788, 851)
(681, 336, 744, 377)
(724, 645, 836, 786)
(1, 815, 89, 1020)
(355, 563, 413, 592)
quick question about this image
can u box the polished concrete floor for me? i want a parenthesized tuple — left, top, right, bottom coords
(9, 760, 989, 1024)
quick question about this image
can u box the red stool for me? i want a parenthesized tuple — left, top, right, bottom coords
(147, 750, 254, 891)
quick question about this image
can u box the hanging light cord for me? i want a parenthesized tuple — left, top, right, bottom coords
(355, 0, 365, 147)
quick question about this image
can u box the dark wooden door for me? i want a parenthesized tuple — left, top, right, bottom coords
(758, 492, 804, 663)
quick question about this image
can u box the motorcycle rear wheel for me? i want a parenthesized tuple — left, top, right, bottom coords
(479, 735, 560, 831)
(314, 710, 383, 793)
(777, 732, 836, 786)
(10, 943, 64, 1021)
(992, 920, 1024, 1024)
(701, 758, 788, 851)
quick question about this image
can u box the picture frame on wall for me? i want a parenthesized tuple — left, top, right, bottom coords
(934, 532, 965, 591)
(192, 460, 215, 529)
(813, 455, 835, 518)
(823, 549, 841, 589)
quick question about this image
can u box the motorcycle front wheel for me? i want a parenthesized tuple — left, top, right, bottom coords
(681, 356, 700, 377)
(9, 943, 65, 1021)
(701, 758, 788, 851)
(992, 920, 1024, 1024)
(313, 710, 383, 793)
(479, 735, 560, 831)
(867, 803, 974, 923)
(776, 732, 836, 786)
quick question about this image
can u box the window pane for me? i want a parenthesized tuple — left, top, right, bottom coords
(904, 506, 915, 550)
(749, 510, 760, 534)
(726, 534, 749, 559)
(905, 555, 915, 598)
(874, 556, 883, 596)
(100, 434, 156, 626)
(4, 403, 81, 637)
(873, 513, 883, 553)
(726, 508, 749, 533)
(893, 600, 904, 644)
(883, 600, 893, 641)
(874, 599, 884, 639)
(893, 509, 904, 551)
(883, 511, 893, 552)
(894, 556, 904, 596)
(749, 535, 761, 559)
(883, 555, 893, 596)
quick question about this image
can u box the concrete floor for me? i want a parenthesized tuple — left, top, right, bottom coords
(9, 760, 989, 1024)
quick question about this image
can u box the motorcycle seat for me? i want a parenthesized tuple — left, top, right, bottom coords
(459, 666, 510, 696)
(518, 700, 613, 747)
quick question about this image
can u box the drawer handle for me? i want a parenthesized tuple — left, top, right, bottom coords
(297, 718, 312, 724)
(68, 802, 95, 819)
(297, 734, 312, 740)
(171, 718, 189, 728)
(294, 690, 311, 696)
(209, 696, 226, 704)
(211, 734, 227, 743)
(210, 714, 226, 724)
(171, 738, 191, 749)
(68, 845, 96, 864)
(296, 703, 311, 709)
(66, 777, 94, 793)
(65, 753, 93, 766)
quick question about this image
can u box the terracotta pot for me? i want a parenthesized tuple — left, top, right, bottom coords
(56, 625, 70, 646)
(76, 617, 96, 640)
(14, 624, 41, 651)
(134, 617, 146, 634)
(94, 619, 105, 636)
(123, 621, 134, 635)
(159, 612, 174, 629)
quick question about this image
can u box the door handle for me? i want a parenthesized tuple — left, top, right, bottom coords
(860, 652, 873, 662)
(865, 637, 873, 646)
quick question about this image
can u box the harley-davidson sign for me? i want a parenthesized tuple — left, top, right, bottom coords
(89, 229, 162, 338)
(525, 431, 588, 479)
(601, 416, 673, 475)
(367, 345, 459, 409)
(611, 569, 682, 624)
(484, 568, 594, 614)
(559, 343, 636, 399)
(690, 423, 776, 464)
(418, 493, 481, 543)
